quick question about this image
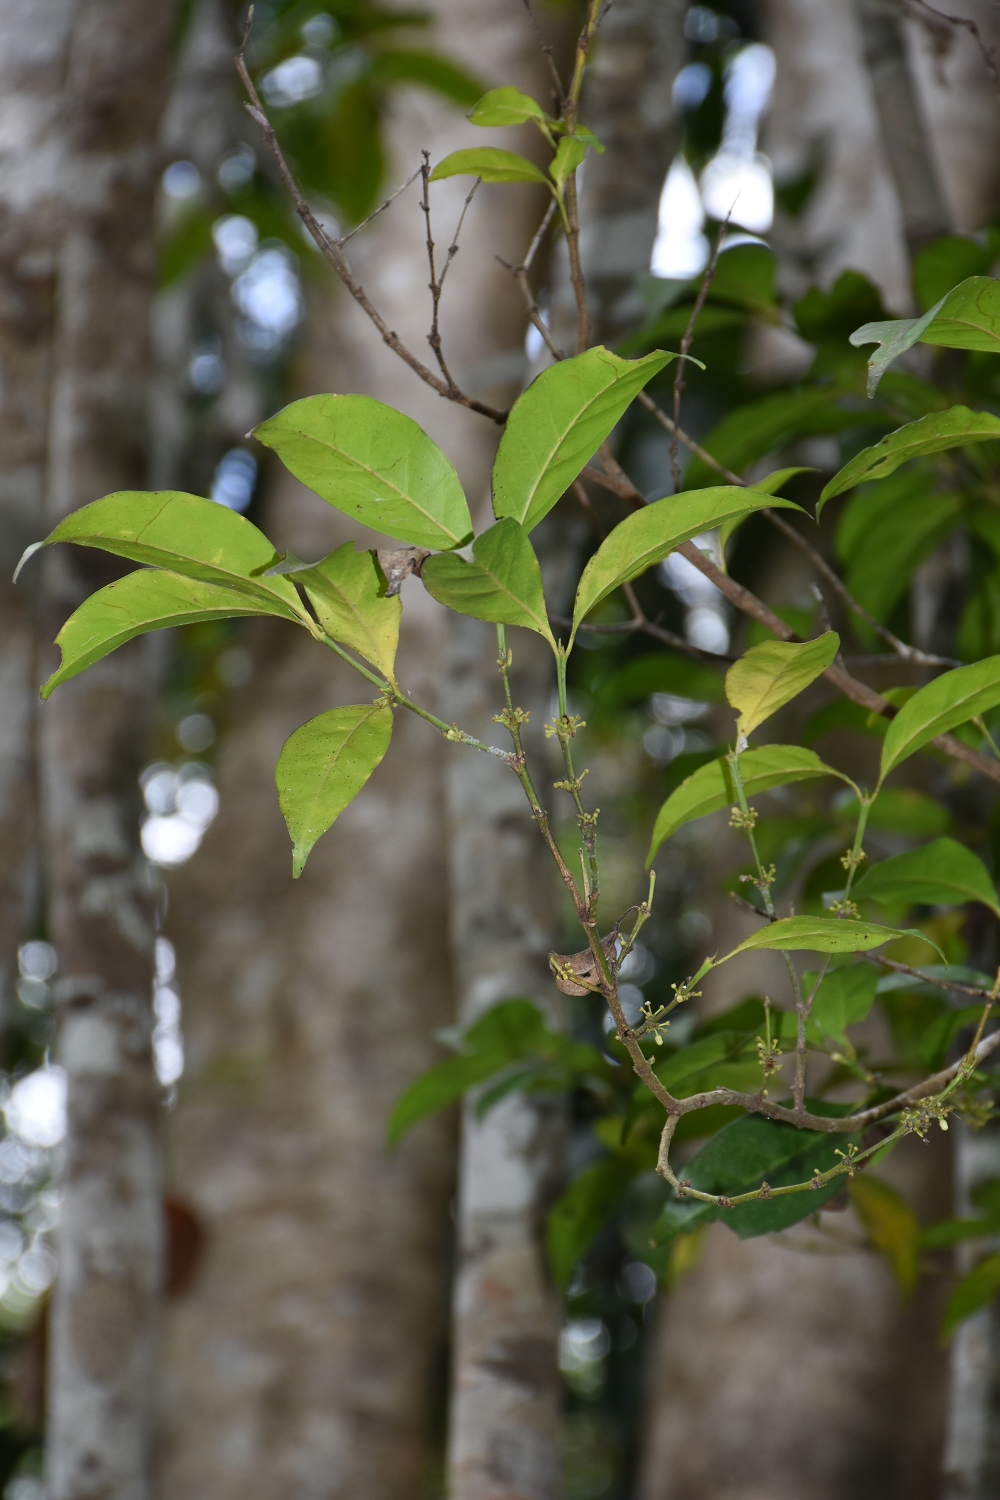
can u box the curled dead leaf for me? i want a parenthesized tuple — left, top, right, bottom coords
(377, 547, 430, 596)
(549, 933, 617, 995)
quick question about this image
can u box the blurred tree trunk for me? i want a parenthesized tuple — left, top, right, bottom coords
(156, 4, 568, 1497)
(0, 1, 175, 1496)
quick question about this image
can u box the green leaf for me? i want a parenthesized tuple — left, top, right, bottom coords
(370, 49, 485, 106)
(852, 837, 1000, 918)
(838, 480, 962, 626)
(647, 745, 842, 865)
(253, 394, 473, 550)
(421, 518, 554, 642)
(849, 1176, 920, 1295)
(837, 787, 951, 838)
(851, 276, 1000, 396)
(819, 406, 1000, 508)
(41, 570, 282, 699)
(808, 965, 878, 1047)
(941, 1253, 1000, 1343)
(428, 147, 550, 186)
(921, 1216, 1000, 1250)
(879, 654, 1000, 783)
(284, 544, 401, 684)
(914, 235, 998, 313)
(493, 347, 676, 532)
(547, 1157, 640, 1288)
(725, 633, 839, 740)
(387, 998, 551, 1145)
(572, 488, 799, 636)
(468, 86, 550, 127)
(649, 1109, 862, 1245)
(727, 915, 943, 959)
(276, 701, 394, 877)
(550, 135, 588, 190)
(592, 652, 725, 715)
(15, 491, 308, 620)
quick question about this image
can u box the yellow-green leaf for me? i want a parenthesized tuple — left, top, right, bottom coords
(285, 544, 401, 685)
(725, 916, 943, 960)
(428, 147, 550, 186)
(879, 654, 1000, 783)
(421, 517, 554, 643)
(276, 702, 394, 877)
(725, 633, 839, 740)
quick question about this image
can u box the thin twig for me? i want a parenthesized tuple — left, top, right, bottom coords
(337, 165, 424, 247)
(419, 151, 466, 393)
(671, 222, 727, 491)
(235, 13, 506, 424)
(521, 0, 567, 107)
(906, 0, 1000, 96)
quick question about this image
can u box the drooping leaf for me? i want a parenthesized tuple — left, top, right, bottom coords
(550, 135, 588, 191)
(276, 701, 394, 877)
(819, 407, 1000, 508)
(719, 466, 814, 556)
(493, 347, 676, 532)
(547, 1157, 641, 1288)
(647, 745, 844, 865)
(849, 1176, 920, 1296)
(853, 837, 1000, 918)
(421, 517, 554, 642)
(851, 276, 1000, 396)
(648, 1108, 862, 1247)
(725, 633, 839, 740)
(15, 491, 308, 620)
(879, 654, 1000, 782)
(280, 544, 402, 684)
(573, 488, 799, 636)
(941, 1253, 1000, 1343)
(468, 86, 551, 128)
(807, 965, 878, 1048)
(428, 147, 550, 186)
(253, 395, 473, 550)
(41, 570, 284, 699)
(726, 916, 943, 959)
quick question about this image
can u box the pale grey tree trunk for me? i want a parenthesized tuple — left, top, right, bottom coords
(0, 2, 174, 1495)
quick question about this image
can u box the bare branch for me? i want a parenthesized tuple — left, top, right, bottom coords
(906, 0, 1000, 97)
(671, 220, 727, 491)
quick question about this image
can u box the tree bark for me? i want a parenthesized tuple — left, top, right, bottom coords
(0, 2, 174, 1495)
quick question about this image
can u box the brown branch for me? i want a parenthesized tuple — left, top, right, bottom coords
(419, 152, 477, 395)
(906, 0, 1000, 98)
(235, 17, 506, 424)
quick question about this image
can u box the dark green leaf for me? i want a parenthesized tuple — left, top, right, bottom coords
(547, 1157, 641, 1288)
(276, 701, 394, 876)
(920, 1216, 1000, 1250)
(839, 481, 962, 626)
(851, 276, 1000, 396)
(914, 235, 998, 313)
(725, 633, 839, 739)
(819, 406, 1000, 508)
(647, 745, 843, 865)
(879, 654, 1000, 782)
(428, 147, 550, 185)
(493, 347, 676, 532)
(853, 837, 1000, 918)
(41, 570, 282, 698)
(387, 1051, 513, 1146)
(808, 965, 877, 1047)
(421, 518, 554, 642)
(592, 652, 726, 715)
(837, 787, 951, 837)
(941, 1253, 1000, 1343)
(573, 488, 799, 635)
(254, 394, 473, 550)
(15, 491, 309, 620)
(681, 388, 883, 490)
(370, 49, 485, 106)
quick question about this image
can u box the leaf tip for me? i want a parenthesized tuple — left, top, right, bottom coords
(13, 540, 44, 583)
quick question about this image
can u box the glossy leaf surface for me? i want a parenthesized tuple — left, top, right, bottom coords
(725, 632, 839, 739)
(16, 491, 307, 619)
(879, 654, 1000, 782)
(254, 395, 473, 550)
(291, 544, 401, 683)
(276, 702, 393, 877)
(42, 570, 282, 698)
(853, 837, 1000, 918)
(493, 347, 676, 532)
(647, 745, 842, 865)
(573, 488, 798, 634)
(428, 147, 550, 185)
(421, 518, 554, 642)
(820, 406, 1000, 508)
